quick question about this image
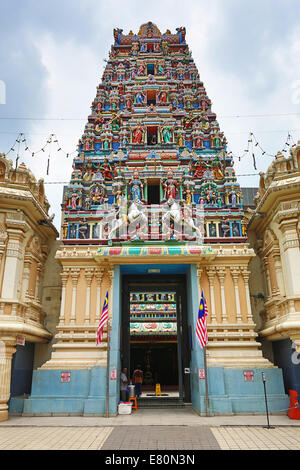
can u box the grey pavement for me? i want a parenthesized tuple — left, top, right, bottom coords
(1, 408, 300, 450)
(2, 407, 300, 427)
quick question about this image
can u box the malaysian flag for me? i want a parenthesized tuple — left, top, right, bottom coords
(196, 290, 208, 348)
(96, 290, 109, 345)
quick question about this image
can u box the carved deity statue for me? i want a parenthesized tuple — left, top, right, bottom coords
(129, 169, 144, 202)
(132, 124, 144, 144)
(163, 171, 178, 201)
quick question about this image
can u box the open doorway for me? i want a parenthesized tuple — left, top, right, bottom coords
(121, 275, 191, 404)
(147, 126, 158, 146)
(147, 64, 155, 75)
(147, 90, 156, 106)
(147, 180, 160, 205)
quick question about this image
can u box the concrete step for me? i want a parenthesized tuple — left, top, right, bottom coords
(137, 397, 190, 409)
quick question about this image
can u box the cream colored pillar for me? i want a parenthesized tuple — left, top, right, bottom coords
(35, 262, 43, 303)
(95, 270, 104, 317)
(22, 258, 31, 300)
(206, 268, 216, 323)
(196, 265, 203, 298)
(84, 268, 94, 324)
(1, 229, 25, 300)
(230, 267, 242, 323)
(273, 250, 285, 296)
(278, 218, 300, 296)
(241, 268, 254, 324)
(217, 268, 227, 322)
(70, 269, 80, 324)
(0, 337, 16, 422)
(262, 257, 272, 300)
(58, 270, 69, 325)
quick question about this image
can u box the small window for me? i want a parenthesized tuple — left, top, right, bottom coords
(147, 64, 155, 75)
(148, 182, 160, 204)
(147, 90, 156, 106)
(147, 126, 158, 146)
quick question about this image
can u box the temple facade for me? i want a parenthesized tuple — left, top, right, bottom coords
(247, 142, 300, 397)
(2, 23, 294, 418)
(0, 154, 58, 421)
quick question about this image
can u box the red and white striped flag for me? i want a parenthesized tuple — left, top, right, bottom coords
(196, 290, 208, 348)
(96, 290, 109, 345)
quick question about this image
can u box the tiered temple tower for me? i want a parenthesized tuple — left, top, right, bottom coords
(19, 23, 288, 417)
(62, 22, 244, 245)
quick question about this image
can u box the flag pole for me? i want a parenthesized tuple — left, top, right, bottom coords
(105, 320, 111, 418)
(203, 346, 210, 417)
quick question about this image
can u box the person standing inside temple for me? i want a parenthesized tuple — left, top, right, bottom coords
(132, 365, 143, 398)
(120, 367, 129, 402)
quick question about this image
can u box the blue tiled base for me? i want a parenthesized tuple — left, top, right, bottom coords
(9, 397, 26, 415)
(9, 365, 289, 416)
(192, 367, 289, 415)
(9, 366, 119, 416)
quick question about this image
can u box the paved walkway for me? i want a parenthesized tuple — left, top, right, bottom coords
(1, 409, 300, 450)
(2, 407, 300, 427)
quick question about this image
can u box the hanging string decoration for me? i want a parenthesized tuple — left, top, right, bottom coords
(1, 130, 298, 176)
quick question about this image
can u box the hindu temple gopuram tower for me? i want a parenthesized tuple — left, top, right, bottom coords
(14, 22, 288, 416)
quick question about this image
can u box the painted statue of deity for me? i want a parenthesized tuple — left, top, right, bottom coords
(94, 112, 104, 133)
(183, 187, 192, 205)
(220, 218, 231, 237)
(160, 123, 173, 144)
(210, 156, 224, 180)
(91, 184, 106, 205)
(112, 183, 125, 207)
(100, 158, 113, 179)
(138, 64, 145, 75)
(70, 191, 79, 210)
(83, 135, 94, 152)
(176, 131, 184, 147)
(193, 161, 205, 179)
(163, 171, 178, 201)
(158, 90, 167, 104)
(205, 184, 217, 205)
(132, 124, 144, 144)
(125, 94, 132, 109)
(135, 91, 145, 104)
(102, 132, 112, 150)
(129, 169, 144, 202)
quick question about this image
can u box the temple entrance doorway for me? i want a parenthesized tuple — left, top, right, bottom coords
(147, 180, 160, 205)
(121, 274, 191, 404)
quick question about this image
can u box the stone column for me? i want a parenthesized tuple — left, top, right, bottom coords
(22, 258, 31, 300)
(273, 250, 285, 296)
(196, 265, 203, 298)
(206, 268, 216, 323)
(230, 267, 242, 323)
(262, 257, 272, 299)
(70, 269, 80, 324)
(0, 337, 16, 422)
(35, 262, 43, 303)
(84, 268, 94, 324)
(58, 270, 69, 325)
(241, 268, 254, 323)
(1, 229, 26, 300)
(217, 268, 227, 322)
(278, 218, 300, 296)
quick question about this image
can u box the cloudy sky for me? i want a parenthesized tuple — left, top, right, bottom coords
(1, 0, 300, 229)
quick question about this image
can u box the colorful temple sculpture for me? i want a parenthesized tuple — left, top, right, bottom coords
(62, 21, 244, 245)
(5, 23, 291, 418)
